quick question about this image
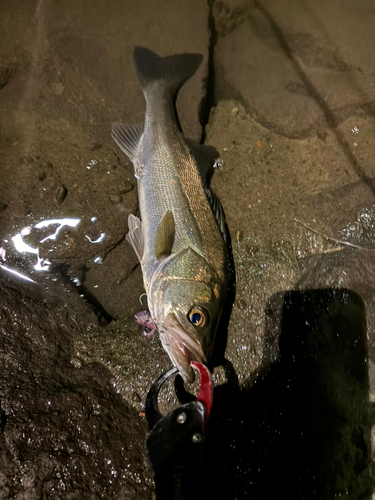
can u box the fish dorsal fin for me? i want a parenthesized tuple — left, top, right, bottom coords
(126, 214, 144, 261)
(205, 188, 227, 242)
(186, 139, 220, 182)
(112, 123, 144, 161)
(154, 210, 175, 260)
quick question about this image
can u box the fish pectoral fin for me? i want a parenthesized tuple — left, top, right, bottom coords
(205, 189, 227, 242)
(186, 139, 220, 182)
(154, 210, 175, 260)
(126, 214, 144, 261)
(111, 123, 144, 162)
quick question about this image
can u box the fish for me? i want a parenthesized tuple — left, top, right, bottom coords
(112, 47, 228, 382)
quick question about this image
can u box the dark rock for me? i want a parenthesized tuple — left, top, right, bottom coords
(0, 275, 153, 498)
(38, 171, 47, 181)
(0, 202, 8, 212)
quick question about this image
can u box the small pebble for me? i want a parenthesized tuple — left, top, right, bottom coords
(38, 172, 46, 181)
(237, 299, 247, 310)
(248, 246, 259, 256)
(91, 143, 103, 151)
(119, 181, 134, 194)
(132, 391, 142, 403)
(54, 185, 67, 205)
(316, 127, 328, 141)
(109, 193, 122, 204)
(0, 202, 8, 212)
(230, 107, 239, 117)
(235, 230, 243, 242)
(18, 155, 34, 165)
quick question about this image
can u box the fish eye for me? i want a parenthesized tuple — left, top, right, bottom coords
(188, 307, 209, 327)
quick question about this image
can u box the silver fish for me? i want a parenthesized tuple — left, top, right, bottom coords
(112, 47, 228, 382)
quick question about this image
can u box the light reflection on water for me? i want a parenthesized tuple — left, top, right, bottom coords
(12, 230, 38, 255)
(35, 218, 81, 243)
(0, 263, 36, 283)
(85, 233, 105, 244)
(0, 217, 106, 283)
(10, 218, 81, 274)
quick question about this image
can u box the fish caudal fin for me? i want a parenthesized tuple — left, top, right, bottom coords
(133, 47, 203, 98)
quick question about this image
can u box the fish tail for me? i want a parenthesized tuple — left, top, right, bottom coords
(133, 47, 203, 98)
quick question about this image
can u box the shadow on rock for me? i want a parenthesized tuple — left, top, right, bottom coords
(205, 288, 372, 500)
(211, 224, 236, 370)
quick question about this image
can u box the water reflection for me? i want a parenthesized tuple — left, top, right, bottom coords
(0, 263, 36, 283)
(0, 216, 106, 286)
(34, 218, 81, 243)
(0, 217, 82, 281)
(12, 227, 38, 254)
(10, 218, 81, 273)
(85, 233, 106, 244)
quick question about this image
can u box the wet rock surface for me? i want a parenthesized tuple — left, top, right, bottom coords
(1, 0, 375, 498)
(0, 276, 153, 499)
(213, 0, 375, 139)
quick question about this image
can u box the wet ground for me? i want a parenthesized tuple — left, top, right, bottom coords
(1, 0, 375, 498)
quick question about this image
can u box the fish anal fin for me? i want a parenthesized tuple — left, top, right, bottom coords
(126, 214, 144, 261)
(154, 210, 175, 260)
(112, 123, 144, 162)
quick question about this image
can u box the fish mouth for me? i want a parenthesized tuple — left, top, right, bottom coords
(160, 313, 206, 383)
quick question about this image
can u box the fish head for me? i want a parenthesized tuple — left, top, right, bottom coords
(148, 247, 227, 383)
